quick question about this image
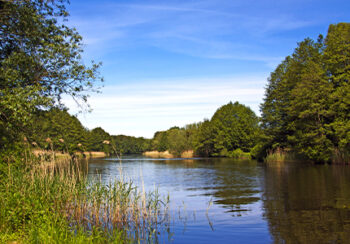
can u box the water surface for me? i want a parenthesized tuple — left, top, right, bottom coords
(87, 156, 350, 243)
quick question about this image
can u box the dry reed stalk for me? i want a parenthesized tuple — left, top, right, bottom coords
(22, 152, 171, 242)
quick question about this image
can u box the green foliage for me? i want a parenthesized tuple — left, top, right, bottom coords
(0, 0, 102, 151)
(193, 102, 259, 157)
(0, 158, 170, 243)
(210, 102, 259, 155)
(28, 108, 89, 153)
(112, 135, 151, 155)
(192, 120, 215, 156)
(0, 162, 126, 243)
(227, 148, 251, 159)
(166, 127, 190, 156)
(260, 23, 350, 163)
(147, 102, 259, 158)
(149, 124, 199, 156)
(86, 127, 112, 153)
(151, 131, 169, 152)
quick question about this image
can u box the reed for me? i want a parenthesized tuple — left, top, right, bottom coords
(143, 150, 174, 158)
(0, 153, 170, 243)
(265, 147, 304, 163)
(332, 148, 350, 164)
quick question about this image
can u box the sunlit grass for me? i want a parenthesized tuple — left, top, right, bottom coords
(0, 154, 170, 243)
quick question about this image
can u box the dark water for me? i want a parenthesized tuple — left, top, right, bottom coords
(87, 156, 350, 243)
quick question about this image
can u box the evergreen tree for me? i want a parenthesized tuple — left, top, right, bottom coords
(260, 23, 350, 163)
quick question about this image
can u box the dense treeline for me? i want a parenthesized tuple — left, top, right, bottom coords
(258, 23, 350, 164)
(113, 135, 151, 155)
(148, 101, 259, 158)
(24, 108, 152, 156)
(21, 101, 259, 158)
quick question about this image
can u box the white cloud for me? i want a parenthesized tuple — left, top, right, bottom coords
(64, 75, 267, 138)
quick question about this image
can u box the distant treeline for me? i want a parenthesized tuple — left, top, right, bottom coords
(22, 101, 259, 159)
(20, 108, 151, 155)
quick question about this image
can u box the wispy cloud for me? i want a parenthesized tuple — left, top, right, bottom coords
(67, 0, 314, 65)
(64, 75, 266, 138)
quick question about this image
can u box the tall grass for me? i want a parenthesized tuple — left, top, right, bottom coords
(264, 147, 304, 163)
(332, 148, 350, 164)
(0, 154, 170, 243)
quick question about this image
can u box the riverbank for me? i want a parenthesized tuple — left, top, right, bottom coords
(143, 150, 194, 158)
(33, 150, 106, 158)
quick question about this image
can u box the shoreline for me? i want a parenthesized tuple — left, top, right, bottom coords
(143, 150, 194, 158)
(32, 150, 107, 158)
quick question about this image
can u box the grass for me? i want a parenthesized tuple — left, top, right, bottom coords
(33, 149, 107, 159)
(143, 150, 194, 158)
(332, 148, 350, 164)
(143, 151, 174, 158)
(264, 147, 305, 163)
(0, 153, 170, 243)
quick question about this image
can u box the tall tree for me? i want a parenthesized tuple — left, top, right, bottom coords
(260, 23, 350, 163)
(0, 0, 102, 149)
(324, 23, 350, 162)
(194, 120, 215, 157)
(287, 38, 333, 162)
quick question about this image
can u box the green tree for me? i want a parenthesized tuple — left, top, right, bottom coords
(151, 131, 169, 152)
(210, 101, 259, 156)
(30, 108, 89, 153)
(260, 23, 350, 163)
(287, 39, 333, 162)
(324, 23, 350, 162)
(166, 127, 188, 156)
(0, 0, 102, 150)
(194, 120, 215, 156)
(87, 127, 111, 154)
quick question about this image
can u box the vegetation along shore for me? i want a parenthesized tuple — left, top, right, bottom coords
(0, 0, 349, 242)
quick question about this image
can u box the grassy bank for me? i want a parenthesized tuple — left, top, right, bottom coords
(0, 156, 170, 243)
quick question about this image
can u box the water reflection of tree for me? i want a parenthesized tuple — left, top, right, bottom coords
(158, 158, 262, 217)
(210, 159, 261, 216)
(262, 163, 350, 244)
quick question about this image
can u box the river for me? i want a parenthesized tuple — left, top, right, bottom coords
(87, 155, 350, 243)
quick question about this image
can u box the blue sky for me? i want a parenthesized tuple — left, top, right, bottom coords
(64, 0, 350, 138)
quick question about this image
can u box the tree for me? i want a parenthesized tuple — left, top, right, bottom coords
(0, 0, 102, 149)
(151, 131, 169, 152)
(324, 23, 350, 162)
(194, 120, 215, 156)
(210, 102, 259, 156)
(87, 127, 111, 154)
(166, 127, 188, 156)
(30, 108, 89, 153)
(260, 57, 291, 150)
(287, 38, 333, 162)
(260, 23, 350, 163)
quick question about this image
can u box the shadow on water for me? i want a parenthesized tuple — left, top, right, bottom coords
(262, 162, 350, 244)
